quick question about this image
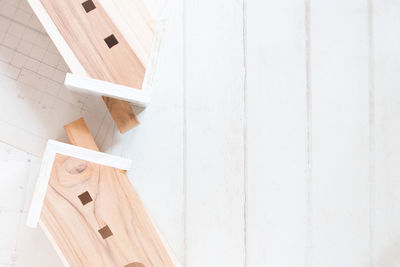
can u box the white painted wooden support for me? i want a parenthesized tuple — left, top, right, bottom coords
(373, 1, 400, 265)
(247, 1, 308, 266)
(310, 1, 370, 266)
(185, 0, 245, 265)
(65, 74, 151, 107)
(26, 140, 132, 228)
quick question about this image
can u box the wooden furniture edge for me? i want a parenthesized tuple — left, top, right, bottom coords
(65, 74, 151, 108)
(27, 0, 140, 134)
(63, 20, 167, 107)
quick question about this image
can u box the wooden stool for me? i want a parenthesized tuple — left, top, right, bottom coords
(27, 118, 179, 266)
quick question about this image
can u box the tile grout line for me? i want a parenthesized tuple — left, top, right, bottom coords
(0, 13, 47, 37)
(304, 0, 312, 266)
(368, 0, 375, 266)
(182, 0, 188, 265)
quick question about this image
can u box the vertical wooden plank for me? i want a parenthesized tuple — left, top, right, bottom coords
(121, 0, 185, 263)
(310, 0, 370, 266)
(184, 0, 245, 266)
(247, 1, 308, 266)
(372, 2, 400, 266)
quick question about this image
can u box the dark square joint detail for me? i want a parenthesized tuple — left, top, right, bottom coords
(98, 225, 113, 239)
(104, 34, 119, 48)
(78, 191, 93, 206)
(82, 0, 96, 13)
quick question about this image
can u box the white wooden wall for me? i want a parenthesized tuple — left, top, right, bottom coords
(1, 0, 400, 266)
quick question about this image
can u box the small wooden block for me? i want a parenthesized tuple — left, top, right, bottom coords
(102, 97, 140, 133)
(64, 118, 99, 151)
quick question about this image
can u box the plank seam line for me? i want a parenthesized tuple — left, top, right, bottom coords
(304, 0, 313, 266)
(242, 0, 248, 266)
(182, 0, 188, 265)
(368, 0, 375, 266)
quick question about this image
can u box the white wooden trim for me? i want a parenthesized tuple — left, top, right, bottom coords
(65, 73, 151, 107)
(26, 0, 87, 76)
(26, 141, 57, 228)
(46, 140, 132, 169)
(27, 140, 132, 228)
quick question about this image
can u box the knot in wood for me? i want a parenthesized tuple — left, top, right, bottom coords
(64, 158, 88, 174)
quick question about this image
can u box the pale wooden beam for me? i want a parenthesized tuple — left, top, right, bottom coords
(64, 117, 99, 151)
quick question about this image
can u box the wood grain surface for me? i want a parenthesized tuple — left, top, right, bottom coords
(38, 118, 178, 266)
(40, 0, 147, 133)
(101, 96, 139, 133)
(39, 0, 146, 87)
(97, 0, 155, 66)
(40, 156, 176, 266)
